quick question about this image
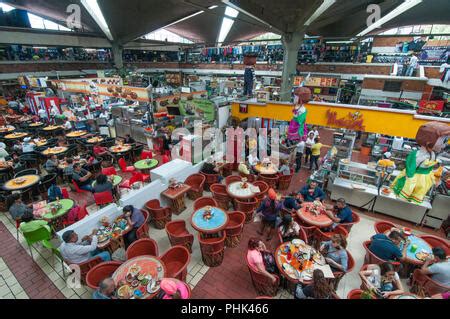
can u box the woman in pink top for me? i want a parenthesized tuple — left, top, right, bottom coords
(246, 238, 277, 284)
(160, 278, 189, 299)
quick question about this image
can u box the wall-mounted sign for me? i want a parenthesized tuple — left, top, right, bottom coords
(294, 76, 339, 88)
(326, 109, 365, 131)
(418, 100, 445, 114)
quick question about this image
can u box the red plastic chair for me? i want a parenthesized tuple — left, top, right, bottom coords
(252, 181, 269, 201)
(340, 211, 361, 233)
(93, 191, 114, 206)
(234, 198, 258, 223)
(185, 173, 205, 200)
(63, 204, 89, 227)
(193, 197, 218, 211)
(299, 225, 317, 244)
(312, 225, 349, 249)
(374, 221, 397, 234)
(198, 233, 226, 267)
(61, 188, 70, 199)
(120, 172, 149, 189)
(225, 175, 242, 186)
(160, 245, 191, 281)
(418, 235, 450, 256)
(136, 209, 150, 239)
(210, 183, 232, 210)
(278, 174, 293, 190)
(85, 261, 122, 289)
(162, 155, 170, 164)
(332, 250, 356, 290)
(125, 238, 159, 259)
(118, 158, 136, 173)
(144, 199, 172, 229)
(225, 211, 246, 248)
(71, 180, 90, 194)
(165, 220, 194, 253)
(363, 240, 401, 271)
(247, 257, 279, 296)
(200, 172, 219, 191)
(101, 166, 118, 176)
(258, 174, 279, 189)
(141, 151, 153, 160)
(64, 256, 103, 285)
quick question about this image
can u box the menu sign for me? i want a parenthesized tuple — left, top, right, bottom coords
(418, 100, 445, 114)
(96, 84, 150, 102)
(294, 76, 339, 87)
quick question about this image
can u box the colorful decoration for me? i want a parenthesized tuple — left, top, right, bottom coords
(326, 110, 365, 131)
(287, 87, 311, 142)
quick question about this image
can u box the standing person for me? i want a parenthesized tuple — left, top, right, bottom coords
(304, 132, 315, 166)
(38, 107, 49, 122)
(310, 137, 323, 171)
(295, 140, 305, 172)
(256, 188, 282, 241)
(311, 126, 320, 139)
(295, 269, 335, 299)
(406, 53, 419, 77)
(122, 205, 145, 247)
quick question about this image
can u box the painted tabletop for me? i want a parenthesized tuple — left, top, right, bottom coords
(86, 137, 104, 144)
(92, 175, 123, 187)
(109, 144, 132, 153)
(43, 125, 63, 131)
(42, 146, 68, 156)
(227, 181, 259, 199)
(42, 199, 75, 220)
(4, 132, 28, 139)
(134, 159, 159, 170)
(66, 130, 87, 137)
(297, 202, 333, 228)
(400, 235, 433, 265)
(0, 125, 15, 133)
(191, 206, 229, 234)
(3, 175, 40, 191)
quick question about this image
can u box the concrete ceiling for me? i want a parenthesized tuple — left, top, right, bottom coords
(3, 0, 450, 46)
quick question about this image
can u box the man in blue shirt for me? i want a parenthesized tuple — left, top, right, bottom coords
(325, 198, 353, 225)
(283, 193, 302, 211)
(369, 230, 408, 262)
(299, 181, 325, 202)
(93, 277, 116, 299)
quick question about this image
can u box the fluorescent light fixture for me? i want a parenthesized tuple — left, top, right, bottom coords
(208, 5, 218, 9)
(217, 17, 235, 45)
(326, 41, 354, 44)
(0, 2, 15, 12)
(161, 10, 204, 29)
(356, 0, 423, 37)
(221, 0, 279, 32)
(81, 0, 114, 41)
(224, 6, 239, 18)
(304, 0, 336, 26)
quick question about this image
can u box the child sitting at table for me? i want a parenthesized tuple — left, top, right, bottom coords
(359, 262, 404, 299)
(319, 234, 348, 273)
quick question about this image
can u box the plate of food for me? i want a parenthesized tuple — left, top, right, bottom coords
(97, 234, 109, 243)
(381, 187, 391, 195)
(147, 279, 159, 294)
(402, 227, 412, 236)
(129, 264, 141, 276)
(312, 253, 326, 266)
(415, 251, 431, 262)
(292, 239, 305, 247)
(117, 285, 131, 299)
(14, 177, 27, 184)
(282, 263, 296, 277)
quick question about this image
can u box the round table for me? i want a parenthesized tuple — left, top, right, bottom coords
(0, 162, 13, 173)
(109, 144, 132, 153)
(112, 256, 166, 299)
(400, 235, 433, 266)
(0, 126, 15, 134)
(226, 181, 259, 200)
(3, 175, 41, 191)
(92, 175, 123, 187)
(275, 240, 326, 284)
(42, 125, 63, 131)
(296, 202, 333, 228)
(29, 122, 44, 128)
(34, 139, 48, 147)
(134, 159, 159, 170)
(42, 146, 68, 156)
(66, 130, 87, 138)
(86, 137, 104, 144)
(4, 132, 28, 139)
(254, 163, 278, 175)
(191, 206, 229, 235)
(58, 158, 87, 170)
(41, 199, 75, 220)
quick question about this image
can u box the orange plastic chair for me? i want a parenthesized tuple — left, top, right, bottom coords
(374, 221, 397, 234)
(225, 175, 242, 186)
(185, 173, 205, 200)
(198, 233, 226, 267)
(362, 240, 401, 271)
(144, 199, 172, 229)
(340, 211, 361, 233)
(86, 261, 122, 289)
(225, 211, 246, 248)
(418, 235, 450, 256)
(160, 245, 191, 281)
(165, 220, 194, 253)
(234, 198, 258, 223)
(193, 197, 218, 211)
(246, 257, 279, 296)
(125, 238, 159, 259)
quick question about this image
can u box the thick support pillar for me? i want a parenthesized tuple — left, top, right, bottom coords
(280, 32, 304, 101)
(112, 42, 124, 69)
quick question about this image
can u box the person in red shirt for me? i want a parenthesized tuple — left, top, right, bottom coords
(93, 144, 111, 157)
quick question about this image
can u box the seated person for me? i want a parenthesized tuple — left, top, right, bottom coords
(21, 137, 35, 153)
(0, 145, 9, 161)
(123, 205, 145, 247)
(8, 193, 33, 221)
(247, 238, 278, 284)
(59, 230, 111, 264)
(85, 151, 99, 166)
(369, 230, 408, 262)
(72, 163, 94, 192)
(57, 138, 68, 147)
(278, 214, 301, 242)
(201, 158, 218, 175)
(278, 159, 291, 176)
(299, 181, 325, 202)
(159, 278, 189, 299)
(295, 269, 335, 299)
(19, 211, 51, 233)
(325, 198, 353, 227)
(417, 247, 450, 287)
(359, 262, 404, 298)
(93, 278, 116, 299)
(124, 134, 135, 144)
(93, 174, 114, 194)
(47, 183, 63, 202)
(247, 152, 259, 167)
(320, 234, 348, 272)
(45, 154, 59, 173)
(283, 193, 302, 212)
(238, 161, 250, 175)
(63, 120, 72, 130)
(63, 158, 74, 176)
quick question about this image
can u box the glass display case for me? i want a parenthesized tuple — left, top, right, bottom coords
(336, 160, 379, 187)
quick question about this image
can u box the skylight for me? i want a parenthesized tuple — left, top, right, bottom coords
(143, 29, 193, 44)
(27, 13, 73, 31)
(0, 2, 14, 12)
(81, 0, 113, 40)
(224, 6, 239, 18)
(216, 6, 239, 46)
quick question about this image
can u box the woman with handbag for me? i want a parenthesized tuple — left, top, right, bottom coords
(247, 238, 278, 284)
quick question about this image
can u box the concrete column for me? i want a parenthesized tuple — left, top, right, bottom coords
(280, 32, 304, 101)
(112, 42, 124, 69)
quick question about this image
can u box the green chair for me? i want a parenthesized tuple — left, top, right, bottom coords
(21, 226, 52, 259)
(41, 240, 66, 277)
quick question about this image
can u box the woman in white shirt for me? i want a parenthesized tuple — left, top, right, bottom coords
(304, 132, 315, 165)
(247, 153, 259, 166)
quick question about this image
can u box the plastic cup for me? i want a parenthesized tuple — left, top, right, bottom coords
(410, 244, 418, 253)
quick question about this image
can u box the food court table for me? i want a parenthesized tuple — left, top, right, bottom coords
(42, 146, 68, 156)
(254, 163, 278, 175)
(112, 256, 166, 299)
(296, 202, 333, 228)
(161, 184, 191, 215)
(41, 199, 75, 231)
(400, 235, 433, 266)
(86, 136, 104, 144)
(134, 159, 159, 171)
(34, 138, 48, 147)
(191, 206, 229, 236)
(0, 161, 12, 173)
(0, 125, 15, 133)
(109, 144, 132, 153)
(4, 132, 28, 140)
(227, 181, 260, 200)
(3, 175, 41, 191)
(29, 122, 44, 128)
(66, 130, 87, 138)
(42, 125, 63, 131)
(92, 175, 123, 187)
(58, 158, 87, 170)
(275, 240, 334, 284)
